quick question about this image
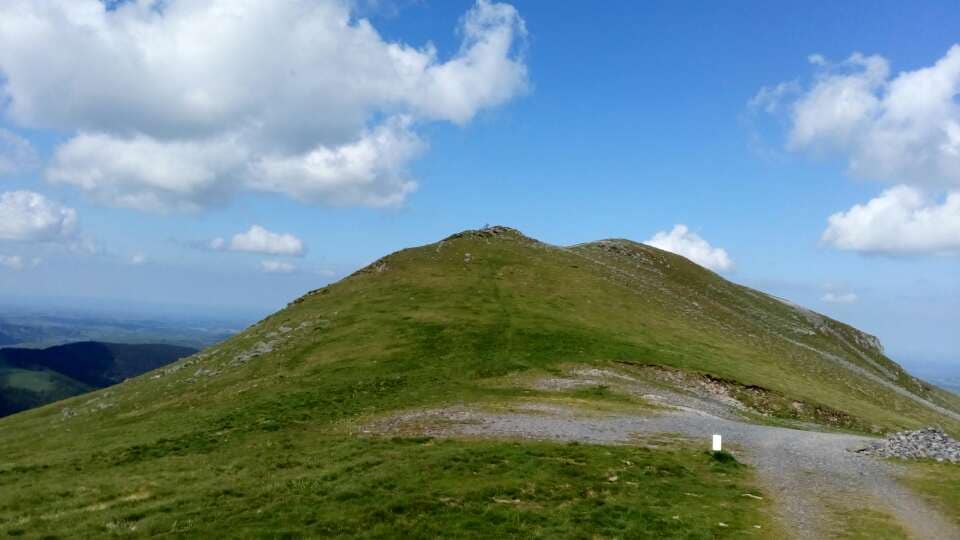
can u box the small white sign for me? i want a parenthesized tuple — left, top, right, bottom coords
(712, 434, 722, 452)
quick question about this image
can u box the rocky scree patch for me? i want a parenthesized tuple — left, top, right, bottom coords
(858, 427, 960, 463)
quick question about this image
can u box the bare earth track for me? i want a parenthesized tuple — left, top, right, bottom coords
(368, 369, 960, 540)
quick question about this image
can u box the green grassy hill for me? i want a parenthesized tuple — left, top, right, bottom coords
(0, 226, 957, 537)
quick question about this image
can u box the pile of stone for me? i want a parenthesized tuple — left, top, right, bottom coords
(859, 427, 960, 463)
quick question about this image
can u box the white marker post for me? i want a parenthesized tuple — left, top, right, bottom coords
(712, 434, 722, 452)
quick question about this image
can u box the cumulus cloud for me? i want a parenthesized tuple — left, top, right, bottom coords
(0, 129, 37, 175)
(822, 186, 960, 255)
(822, 291, 858, 304)
(129, 254, 147, 265)
(645, 225, 734, 272)
(260, 260, 296, 274)
(250, 116, 423, 206)
(787, 52, 890, 156)
(755, 45, 960, 255)
(47, 133, 246, 212)
(0, 190, 78, 242)
(0, 0, 528, 212)
(211, 225, 305, 256)
(753, 48, 960, 187)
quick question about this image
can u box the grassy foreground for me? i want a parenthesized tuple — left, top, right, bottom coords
(1, 436, 772, 538)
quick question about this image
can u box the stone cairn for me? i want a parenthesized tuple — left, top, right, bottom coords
(859, 427, 960, 464)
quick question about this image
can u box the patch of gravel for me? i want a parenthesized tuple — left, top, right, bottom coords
(371, 363, 960, 540)
(369, 366, 960, 538)
(858, 427, 960, 463)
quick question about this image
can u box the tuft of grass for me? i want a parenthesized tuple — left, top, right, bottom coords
(709, 450, 741, 467)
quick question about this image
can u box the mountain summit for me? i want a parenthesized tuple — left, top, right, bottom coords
(1, 226, 958, 537)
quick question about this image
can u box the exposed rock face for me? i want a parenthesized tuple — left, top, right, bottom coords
(859, 427, 960, 463)
(443, 225, 526, 241)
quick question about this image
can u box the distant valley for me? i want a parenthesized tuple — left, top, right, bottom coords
(0, 306, 246, 350)
(0, 303, 251, 418)
(0, 341, 196, 418)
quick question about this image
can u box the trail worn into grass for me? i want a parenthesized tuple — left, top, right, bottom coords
(372, 403, 958, 540)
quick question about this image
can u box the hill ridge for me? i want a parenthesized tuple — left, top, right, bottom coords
(1, 225, 959, 537)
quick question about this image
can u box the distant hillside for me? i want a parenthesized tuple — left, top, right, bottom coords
(0, 341, 195, 417)
(0, 309, 245, 350)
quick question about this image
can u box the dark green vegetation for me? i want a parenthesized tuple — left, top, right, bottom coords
(0, 342, 195, 417)
(0, 226, 957, 537)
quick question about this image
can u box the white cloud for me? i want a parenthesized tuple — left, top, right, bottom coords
(129, 253, 147, 265)
(822, 186, 960, 255)
(212, 225, 305, 256)
(822, 291, 858, 304)
(0, 255, 40, 270)
(0, 190, 78, 242)
(748, 81, 800, 114)
(260, 260, 296, 274)
(0, 129, 38, 175)
(756, 45, 960, 190)
(0, 0, 528, 212)
(47, 133, 245, 212)
(250, 116, 423, 206)
(756, 45, 960, 256)
(788, 53, 889, 155)
(208, 237, 226, 251)
(645, 224, 735, 272)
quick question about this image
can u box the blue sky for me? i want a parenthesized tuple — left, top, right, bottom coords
(0, 1, 958, 370)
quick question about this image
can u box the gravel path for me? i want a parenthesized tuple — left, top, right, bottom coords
(372, 404, 959, 539)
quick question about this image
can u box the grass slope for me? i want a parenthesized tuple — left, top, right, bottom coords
(0, 226, 956, 537)
(0, 438, 773, 538)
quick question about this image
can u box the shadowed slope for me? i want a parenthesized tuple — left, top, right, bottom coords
(0, 342, 196, 417)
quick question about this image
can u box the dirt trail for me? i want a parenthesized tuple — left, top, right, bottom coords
(376, 405, 956, 539)
(368, 369, 959, 539)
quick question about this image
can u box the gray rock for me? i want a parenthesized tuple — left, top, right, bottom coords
(858, 427, 960, 463)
